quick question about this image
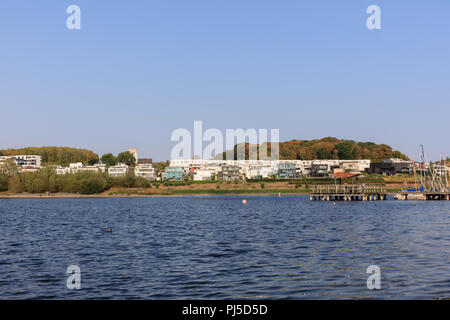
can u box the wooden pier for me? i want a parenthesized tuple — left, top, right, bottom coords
(395, 192, 450, 201)
(310, 184, 387, 201)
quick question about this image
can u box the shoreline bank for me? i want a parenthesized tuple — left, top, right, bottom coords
(0, 189, 311, 198)
(0, 191, 406, 199)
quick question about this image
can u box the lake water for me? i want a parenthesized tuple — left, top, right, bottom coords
(0, 195, 449, 299)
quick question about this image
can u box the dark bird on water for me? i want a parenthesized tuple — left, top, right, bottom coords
(107, 228, 112, 233)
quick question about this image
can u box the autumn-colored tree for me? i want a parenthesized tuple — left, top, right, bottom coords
(216, 137, 409, 161)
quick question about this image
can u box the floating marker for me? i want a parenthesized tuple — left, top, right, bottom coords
(242, 199, 247, 204)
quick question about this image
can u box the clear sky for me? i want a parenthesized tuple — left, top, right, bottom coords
(1, 0, 449, 161)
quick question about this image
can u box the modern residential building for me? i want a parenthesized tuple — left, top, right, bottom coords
(94, 163, 107, 172)
(0, 155, 42, 168)
(366, 159, 413, 176)
(108, 163, 129, 177)
(69, 162, 84, 173)
(218, 165, 242, 181)
(247, 163, 273, 179)
(135, 164, 156, 180)
(192, 170, 212, 181)
(163, 167, 183, 181)
(54, 165, 71, 175)
(278, 163, 296, 179)
(311, 163, 330, 177)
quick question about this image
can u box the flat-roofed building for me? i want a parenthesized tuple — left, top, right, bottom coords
(163, 167, 183, 181)
(135, 164, 156, 180)
(278, 163, 296, 179)
(108, 163, 129, 177)
(193, 170, 212, 181)
(0, 155, 41, 168)
(218, 165, 242, 181)
(54, 165, 70, 175)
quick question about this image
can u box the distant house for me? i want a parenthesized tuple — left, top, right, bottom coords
(54, 165, 70, 175)
(108, 163, 129, 177)
(163, 167, 183, 181)
(192, 169, 212, 181)
(278, 163, 296, 179)
(69, 162, 84, 173)
(248, 163, 272, 179)
(94, 163, 107, 173)
(311, 163, 329, 177)
(366, 159, 413, 176)
(135, 164, 156, 180)
(0, 155, 41, 168)
(218, 165, 242, 181)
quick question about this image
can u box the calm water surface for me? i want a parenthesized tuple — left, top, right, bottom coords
(0, 195, 449, 299)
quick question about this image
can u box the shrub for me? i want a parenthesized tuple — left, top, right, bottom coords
(80, 179, 104, 194)
(0, 173, 8, 192)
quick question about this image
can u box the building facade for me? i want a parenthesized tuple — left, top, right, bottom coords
(135, 164, 156, 180)
(108, 163, 129, 177)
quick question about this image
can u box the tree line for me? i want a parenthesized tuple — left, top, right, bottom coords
(0, 147, 99, 166)
(219, 137, 409, 162)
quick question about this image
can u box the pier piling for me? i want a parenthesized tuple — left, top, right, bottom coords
(309, 184, 387, 202)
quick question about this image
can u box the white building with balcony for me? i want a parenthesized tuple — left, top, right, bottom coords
(135, 164, 156, 180)
(0, 155, 42, 168)
(108, 163, 129, 177)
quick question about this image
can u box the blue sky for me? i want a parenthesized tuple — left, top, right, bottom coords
(0, 1, 449, 161)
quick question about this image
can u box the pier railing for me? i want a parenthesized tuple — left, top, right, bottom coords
(311, 184, 386, 195)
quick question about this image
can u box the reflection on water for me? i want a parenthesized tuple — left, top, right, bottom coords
(0, 195, 449, 299)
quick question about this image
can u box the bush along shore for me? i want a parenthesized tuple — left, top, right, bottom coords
(0, 167, 416, 198)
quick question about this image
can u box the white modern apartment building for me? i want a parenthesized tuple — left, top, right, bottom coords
(247, 163, 274, 179)
(0, 155, 42, 168)
(54, 162, 107, 175)
(192, 170, 212, 181)
(69, 162, 84, 173)
(54, 165, 71, 175)
(135, 164, 156, 180)
(108, 163, 129, 177)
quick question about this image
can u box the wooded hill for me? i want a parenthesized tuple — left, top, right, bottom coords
(0, 147, 99, 166)
(218, 137, 409, 162)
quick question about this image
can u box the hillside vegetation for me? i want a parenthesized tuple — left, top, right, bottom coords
(219, 137, 409, 162)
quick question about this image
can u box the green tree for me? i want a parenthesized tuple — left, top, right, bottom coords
(101, 153, 118, 166)
(117, 151, 136, 166)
